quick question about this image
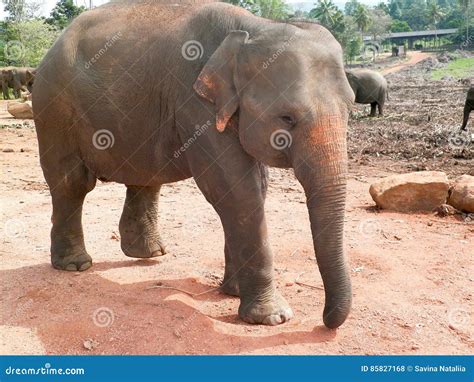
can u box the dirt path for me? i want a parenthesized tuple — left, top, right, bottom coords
(0, 126, 472, 355)
(382, 51, 432, 75)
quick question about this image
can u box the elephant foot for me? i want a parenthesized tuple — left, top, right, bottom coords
(239, 291, 293, 326)
(220, 276, 239, 296)
(51, 251, 92, 271)
(121, 236, 166, 259)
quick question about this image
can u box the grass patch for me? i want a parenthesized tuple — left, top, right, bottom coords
(432, 57, 474, 80)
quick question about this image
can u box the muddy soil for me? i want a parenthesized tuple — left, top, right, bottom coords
(0, 53, 472, 355)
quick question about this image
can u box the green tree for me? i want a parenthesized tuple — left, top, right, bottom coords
(427, 0, 444, 45)
(254, 0, 291, 19)
(375, 1, 390, 14)
(353, 3, 372, 34)
(458, 0, 471, 43)
(345, 35, 363, 64)
(17, 20, 59, 66)
(46, 0, 87, 30)
(309, 0, 339, 26)
(309, 0, 346, 41)
(344, 0, 360, 16)
(390, 19, 412, 32)
(388, 0, 402, 18)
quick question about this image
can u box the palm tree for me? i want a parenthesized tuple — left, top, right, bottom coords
(309, 0, 339, 28)
(353, 4, 371, 36)
(458, 0, 471, 44)
(427, 1, 444, 47)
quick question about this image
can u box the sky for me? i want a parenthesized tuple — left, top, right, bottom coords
(0, 0, 381, 20)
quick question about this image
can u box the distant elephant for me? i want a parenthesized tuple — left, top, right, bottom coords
(33, 1, 355, 328)
(460, 86, 473, 131)
(1, 67, 36, 99)
(345, 68, 388, 116)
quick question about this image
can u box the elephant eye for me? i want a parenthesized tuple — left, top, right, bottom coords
(279, 114, 297, 127)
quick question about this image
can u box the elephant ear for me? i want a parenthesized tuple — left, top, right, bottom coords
(193, 30, 249, 132)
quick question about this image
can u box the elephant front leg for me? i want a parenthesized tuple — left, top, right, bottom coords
(220, 243, 239, 296)
(219, 203, 293, 325)
(119, 185, 166, 258)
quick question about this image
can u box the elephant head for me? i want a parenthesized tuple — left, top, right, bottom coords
(194, 24, 354, 328)
(25, 69, 36, 93)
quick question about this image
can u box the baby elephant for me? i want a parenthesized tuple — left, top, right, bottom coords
(345, 69, 388, 116)
(460, 86, 473, 131)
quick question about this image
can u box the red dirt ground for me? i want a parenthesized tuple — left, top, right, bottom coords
(1, 127, 472, 355)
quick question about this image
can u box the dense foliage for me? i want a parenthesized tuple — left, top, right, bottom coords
(1, 0, 85, 66)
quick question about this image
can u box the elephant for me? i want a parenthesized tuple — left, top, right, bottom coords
(345, 68, 388, 116)
(1, 67, 36, 99)
(460, 86, 473, 131)
(33, 1, 354, 328)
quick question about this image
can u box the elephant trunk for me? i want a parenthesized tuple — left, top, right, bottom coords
(292, 116, 352, 329)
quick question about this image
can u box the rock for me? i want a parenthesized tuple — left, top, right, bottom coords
(448, 175, 474, 213)
(7, 101, 33, 119)
(369, 171, 450, 212)
(2, 148, 14, 153)
(434, 204, 460, 217)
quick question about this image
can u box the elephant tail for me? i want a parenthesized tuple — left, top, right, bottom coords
(386, 87, 390, 101)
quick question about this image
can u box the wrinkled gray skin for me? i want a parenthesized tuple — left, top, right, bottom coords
(345, 68, 388, 116)
(1, 67, 35, 99)
(33, 1, 354, 328)
(460, 86, 473, 131)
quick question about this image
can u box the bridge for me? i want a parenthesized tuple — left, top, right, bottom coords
(364, 29, 459, 49)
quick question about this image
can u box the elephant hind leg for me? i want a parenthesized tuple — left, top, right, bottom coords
(460, 104, 471, 131)
(378, 102, 384, 116)
(47, 156, 97, 271)
(119, 185, 166, 258)
(370, 102, 377, 117)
